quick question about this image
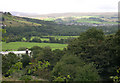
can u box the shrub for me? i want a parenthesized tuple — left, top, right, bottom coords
(19, 75, 32, 81)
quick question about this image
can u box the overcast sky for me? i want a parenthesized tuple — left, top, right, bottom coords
(0, 0, 119, 14)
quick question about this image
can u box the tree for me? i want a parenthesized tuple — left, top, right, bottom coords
(112, 30, 120, 67)
(26, 60, 50, 79)
(7, 12, 12, 15)
(67, 28, 116, 80)
(52, 55, 100, 81)
(79, 28, 104, 41)
(31, 37, 41, 43)
(49, 37, 56, 43)
(7, 62, 23, 76)
(110, 67, 120, 82)
(2, 53, 20, 76)
(52, 49, 64, 66)
(21, 54, 31, 68)
(0, 29, 6, 41)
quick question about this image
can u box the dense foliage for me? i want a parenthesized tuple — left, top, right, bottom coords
(2, 13, 120, 82)
(2, 28, 120, 82)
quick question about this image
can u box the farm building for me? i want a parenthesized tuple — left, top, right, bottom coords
(0, 50, 32, 57)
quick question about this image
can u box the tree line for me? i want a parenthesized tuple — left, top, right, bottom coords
(5, 36, 74, 44)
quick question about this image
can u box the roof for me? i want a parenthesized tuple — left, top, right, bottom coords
(0, 50, 31, 55)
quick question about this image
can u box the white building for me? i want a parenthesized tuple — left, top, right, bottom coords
(0, 50, 32, 57)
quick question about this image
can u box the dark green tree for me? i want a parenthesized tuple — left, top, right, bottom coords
(21, 54, 31, 68)
(52, 55, 100, 81)
(2, 53, 20, 76)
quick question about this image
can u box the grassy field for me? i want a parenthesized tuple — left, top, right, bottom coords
(40, 38, 50, 41)
(2, 42, 68, 51)
(30, 37, 50, 41)
(72, 16, 99, 18)
(43, 36, 79, 39)
(41, 16, 117, 24)
(29, 36, 79, 41)
(76, 19, 101, 24)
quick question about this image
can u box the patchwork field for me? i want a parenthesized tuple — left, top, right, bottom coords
(43, 36, 79, 39)
(2, 42, 68, 51)
(26, 36, 79, 42)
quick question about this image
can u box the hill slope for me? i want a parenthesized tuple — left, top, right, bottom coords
(2, 12, 118, 38)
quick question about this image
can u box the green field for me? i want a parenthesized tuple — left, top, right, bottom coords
(29, 36, 79, 41)
(72, 16, 99, 18)
(2, 42, 68, 51)
(43, 36, 79, 39)
(30, 37, 50, 41)
(40, 38, 49, 41)
(41, 16, 117, 25)
(76, 19, 101, 24)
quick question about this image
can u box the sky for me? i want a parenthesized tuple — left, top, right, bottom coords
(0, 0, 119, 14)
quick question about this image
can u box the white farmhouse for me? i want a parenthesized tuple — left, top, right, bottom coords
(0, 50, 32, 57)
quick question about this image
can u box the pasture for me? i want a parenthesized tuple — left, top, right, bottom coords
(2, 42, 68, 51)
(30, 37, 50, 41)
(43, 36, 79, 39)
(29, 36, 79, 41)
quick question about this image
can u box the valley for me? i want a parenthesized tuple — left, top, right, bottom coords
(1, 12, 120, 82)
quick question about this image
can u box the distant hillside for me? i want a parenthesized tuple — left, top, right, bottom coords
(11, 12, 118, 26)
(2, 12, 118, 39)
(11, 12, 117, 18)
(2, 12, 62, 36)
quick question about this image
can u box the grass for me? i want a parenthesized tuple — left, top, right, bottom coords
(2, 42, 68, 51)
(76, 19, 117, 24)
(30, 36, 79, 41)
(43, 36, 79, 39)
(40, 38, 49, 41)
(22, 37, 27, 41)
(76, 19, 101, 24)
(30, 37, 50, 41)
(44, 18, 56, 21)
(72, 16, 99, 18)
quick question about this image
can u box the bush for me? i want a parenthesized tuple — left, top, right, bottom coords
(19, 75, 32, 81)
(2, 53, 20, 76)
(21, 54, 31, 68)
(30, 37, 41, 43)
(74, 63, 100, 81)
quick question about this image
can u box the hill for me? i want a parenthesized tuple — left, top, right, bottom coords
(2, 12, 85, 37)
(2, 12, 118, 39)
(11, 12, 118, 27)
(11, 12, 117, 18)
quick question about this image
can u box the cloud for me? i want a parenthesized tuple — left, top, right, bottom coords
(0, 0, 119, 14)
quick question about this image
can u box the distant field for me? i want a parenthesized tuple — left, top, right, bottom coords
(77, 20, 101, 24)
(40, 38, 49, 41)
(72, 16, 99, 18)
(44, 18, 56, 21)
(30, 37, 50, 41)
(2, 42, 68, 51)
(40, 15, 117, 25)
(43, 36, 79, 39)
(29, 36, 79, 41)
